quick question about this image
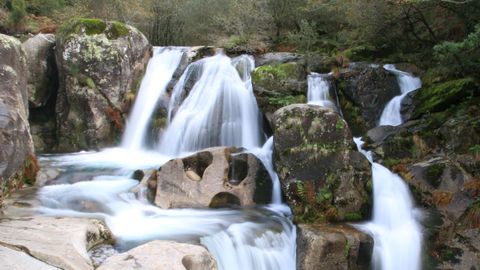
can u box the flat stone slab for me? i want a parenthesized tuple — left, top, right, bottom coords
(0, 216, 113, 270)
(98, 240, 217, 270)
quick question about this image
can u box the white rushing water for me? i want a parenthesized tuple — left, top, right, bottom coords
(307, 73, 337, 111)
(122, 47, 185, 150)
(379, 64, 422, 126)
(340, 65, 423, 270)
(159, 53, 263, 155)
(36, 48, 296, 270)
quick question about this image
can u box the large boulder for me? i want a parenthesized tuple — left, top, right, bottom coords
(0, 34, 36, 206)
(148, 147, 272, 209)
(0, 217, 114, 270)
(55, 18, 151, 151)
(297, 224, 373, 270)
(98, 240, 217, 270)
(336, 63, 400, 135)
(272, 104, 371, 223)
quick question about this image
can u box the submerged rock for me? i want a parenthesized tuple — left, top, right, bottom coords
(336, 63, 400, 135)
(272, 104, 371, 223)
(0, 216, 114, 270)
(97, 240, 217, 270)
(297, 224, 373, 270)
(55, 18, 151, 151)
(0, 34, 36, 206)
(149, 147, 272, 209)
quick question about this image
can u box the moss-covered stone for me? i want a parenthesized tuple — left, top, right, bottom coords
(412, 78, 478, 118)
(58, 18, 131, 43)
(272, 104, 372, 223)
(253, 62, 303, 83)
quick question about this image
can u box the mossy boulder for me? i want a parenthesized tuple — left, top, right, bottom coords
(404, 78, 478, 120)
(252, 61, 307, 118)
(272, 104, 372, 223)
(0, 34, 35, 206)
(336, 63, 400, 135)
(55, 18, 151, 151)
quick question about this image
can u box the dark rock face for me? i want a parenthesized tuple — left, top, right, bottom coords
(22, 33, 59, 152)
(148, 147, 272, 209)
(297, 224, 373, 270)
(0, 34, 35, 205)
(272, 104, 371, 223)
(55, 19, 151, 151)
(22, 33, 58, 108)
(336, 63, 400, 135)
(365, 78, 480, 269)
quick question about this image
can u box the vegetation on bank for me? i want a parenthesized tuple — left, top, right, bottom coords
(0, 0, 479, 82)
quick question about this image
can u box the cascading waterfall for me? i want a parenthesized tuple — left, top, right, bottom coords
(159, 53, 263, 156)
(379, 64, 421, 126)
(353, 65, 423, 270)
(354, 138, 422, 270)
(307, 73, 337, 111)
(122, 47, 185, 150)
(35, 48, 296, 270)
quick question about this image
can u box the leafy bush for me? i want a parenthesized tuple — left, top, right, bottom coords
(434, 24, 480, 79)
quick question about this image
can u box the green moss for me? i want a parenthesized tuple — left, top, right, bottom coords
(335, 119, 345, 131)
(413, 78, 478, 118)
(253, 62, 302, 84)
(108, 21, 130, 39)
(267, 95, 306, 107)
(344, 212, 363, 221)
(315, 187, 332, 204)
(59, 18, 107, 39)
(425, 163, 445, 188)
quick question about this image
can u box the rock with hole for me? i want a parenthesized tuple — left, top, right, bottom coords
(148, 147, 272, 209)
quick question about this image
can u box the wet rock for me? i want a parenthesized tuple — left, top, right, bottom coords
(336, 63, 400, 135)
(97, 240, 217, 270)
(0, 34, 35, 205)
(272, 104, 371, 222)
(149, 147, 272, 209)
(22, 33, 57, 108)
(55, 19, 151, 151)
(297, 224, 373, 270)
(0, 216, 114, 270)
(88, 244, 118, 268)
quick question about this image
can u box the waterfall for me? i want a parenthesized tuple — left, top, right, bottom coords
(379, 64, 421, 126)
(353, 64, 423, 270)
(121, 47, 185, 150)
(35, 48, 296, 270)
(159, 53, 263, 155)
(354, 138, 422, 270)
(307, 73, 337, 111)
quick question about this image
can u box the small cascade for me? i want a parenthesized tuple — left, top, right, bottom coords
(121, 47, 185, 150)
(307, 73, 337, 111)
(159, 53, 263, 155)
(354, 138, 422, 270)
(379, 64, 421, 126)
